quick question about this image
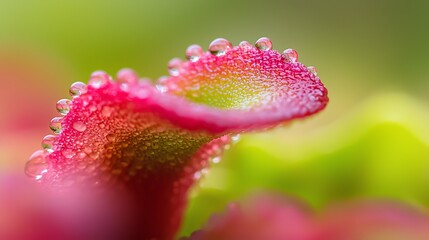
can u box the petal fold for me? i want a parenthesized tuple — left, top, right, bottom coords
(27, 38, 328, 239)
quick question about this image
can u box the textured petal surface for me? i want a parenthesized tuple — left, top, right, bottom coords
(27, 39, 328, 239)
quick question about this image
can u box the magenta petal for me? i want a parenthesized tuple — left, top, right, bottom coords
(187, 195, 429, 240)
(26, 38, 328, 239)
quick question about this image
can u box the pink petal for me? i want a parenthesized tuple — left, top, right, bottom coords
(187, 194, 429, 240)
(26, 38, 328, 239)
(186, 194, 315, 240)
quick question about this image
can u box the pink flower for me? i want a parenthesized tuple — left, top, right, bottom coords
(14, 37, 328, 239)
(187, 194, 429, 240)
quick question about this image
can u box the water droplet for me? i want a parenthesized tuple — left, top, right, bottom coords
(69, 82, 88, 97)
(49, 117, 63, 134)
(282, 48, 298, 63)
(208, 38, 232, 56)
(62, 149, 75, 159)
(156, 84, 167, 93)
(78, 152, 86, 159)
(307, 66, 318, 76)
(231, 134, 241, 143)
(73, 121, 86, 132)
(101, 106, 113, 117)
(193, 171, 202, 180)
(25, 150, 49, 180)
(255, 37, 272, 51)
(211, 156, 221, 164)
(168, 58, 183, 76)
(239, 41, 252, 48)
(186, 44, 204, 62)
(116, 68, 138, 91)
(89, 105, 97, 112)
(133, 87, 150, 99)
(89, 152, 99, 160)
(56, 99, 72, 115)
(89, 71, 110, 88)
(106, 133, 116, 142)
(41, 135, 56, 152)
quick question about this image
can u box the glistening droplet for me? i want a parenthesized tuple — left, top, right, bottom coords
(89, 71, 110, 88)
(41, 135, 56, 152)
(307, 66, 317, 76)
(211, 156, 221, 164)
(307, 66, 318, 76)
(106, 133, 116, 142)
(56, 99, 72, 115)
(73, 121, 86, 132)
(168, 58, 183, 76)
(25, 150, 49, 181)
(116, 68, 138, 91)
(186, 45, 204, 62)
(208, 38, 232, 56)
(239, 41, 252, 48)
(102, 106, 113, 117)
(231, 134, 241, 143)
(282, 48, 298, 63)
(255, 37, 272, 51)
(50, 117, 63, 134)
(69, 82, 88, 97)
(62, 149, 75, 159)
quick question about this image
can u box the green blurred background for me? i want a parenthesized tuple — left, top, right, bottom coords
(1, 0, 429, 236)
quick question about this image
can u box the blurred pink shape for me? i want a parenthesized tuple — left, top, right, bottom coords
(187, 194, 429, 240)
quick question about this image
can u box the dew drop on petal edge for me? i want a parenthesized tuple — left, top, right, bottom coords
(168, 58, 183, 76)
(255, 37, 273, 51)
(49, 117, 63, 134)
(116, 69, 138, 91)
(239, 41, 253, 48)
(25, 150, 49, 181)
(282, 48, 299, 63)
(88, 71, 110, 89)
(69, 82, 88, 97)
(56, 99, 72, 115)
(211, 156, 221, 164)
(307, 66, 318, 76)
(186, 45, 204, 62)
(208, 38, 233, 56)
(41, 135, 56, 152)
(231, 134, 241, 143)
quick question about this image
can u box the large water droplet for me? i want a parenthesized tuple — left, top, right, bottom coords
(307, 66, 318, 76)
(255, 37, 272, 51)
(49, 117, 63, 134)
(89, 71, 110, 88)
(69, 82, 88, 97)
(208, 38, 232, 56)
(56, 99, 72, 115)
(186, 45, 204, 62)
(41, 135, 56, 152)
(116, 68, 138, 91)
(73, 121, 86, 132)
(239, 41, 253, 48)
(168, 58, 183, 76)
(25, 150, 49, 181)
(282, 48, 298, 63)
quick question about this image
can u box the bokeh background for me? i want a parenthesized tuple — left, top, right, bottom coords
(1, 0, 429, 236)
